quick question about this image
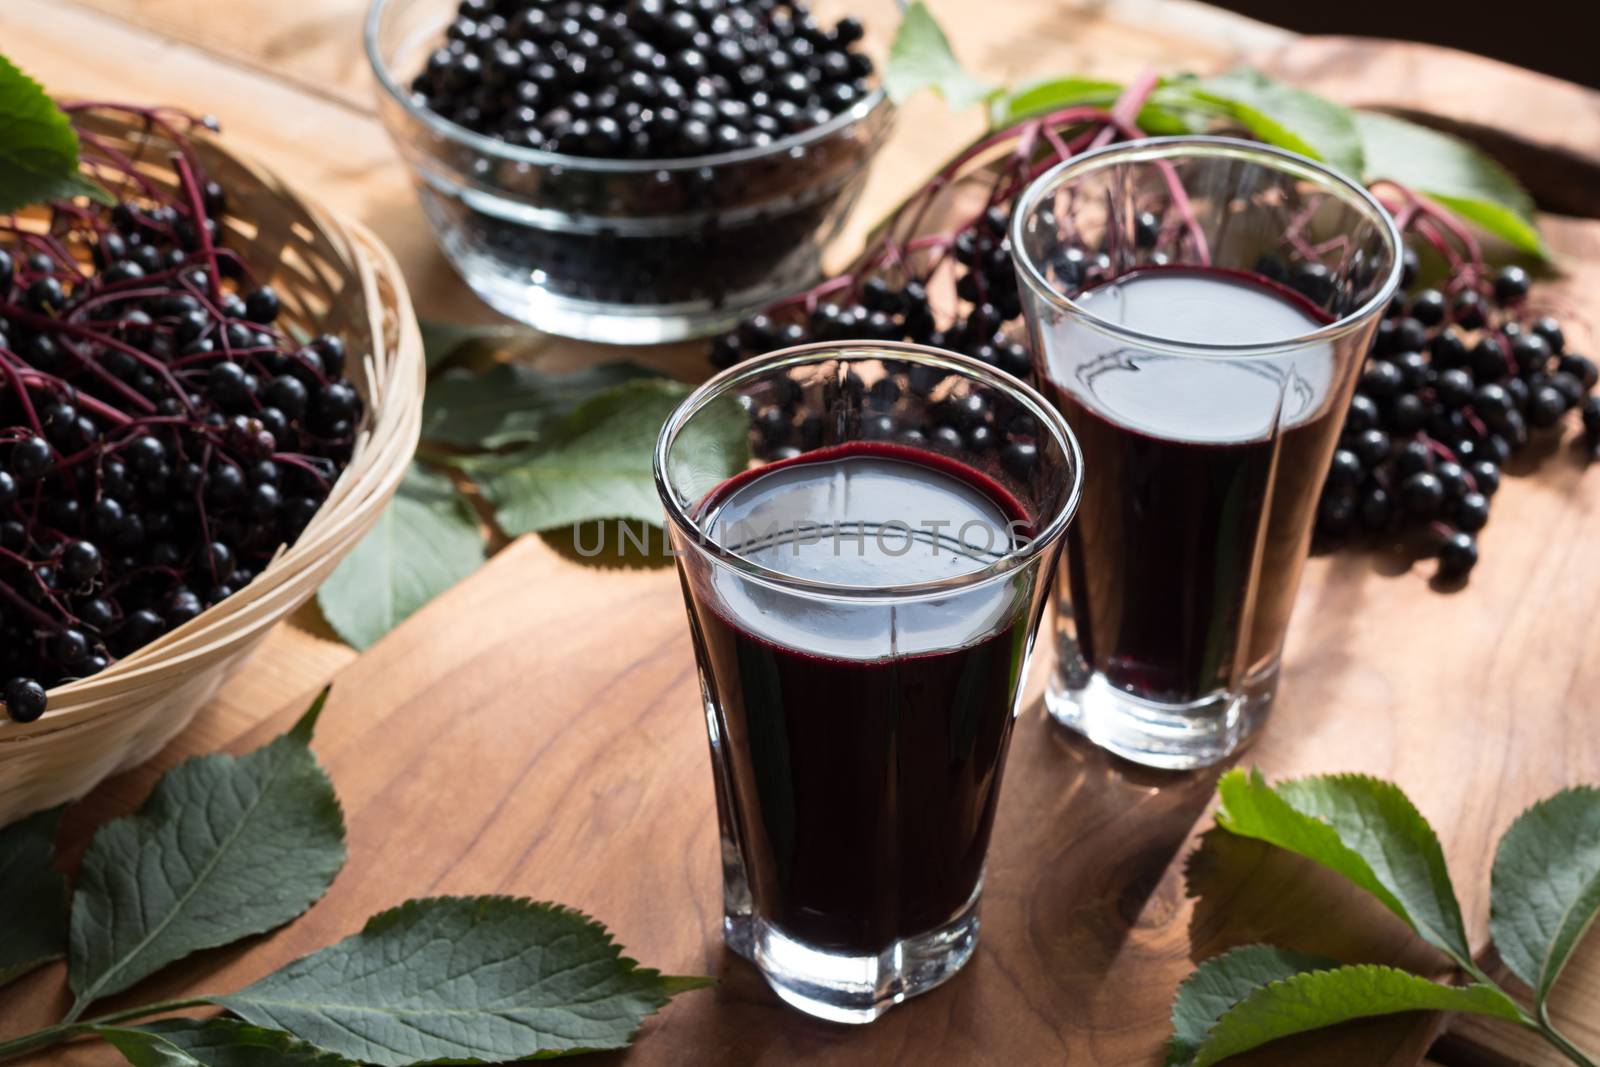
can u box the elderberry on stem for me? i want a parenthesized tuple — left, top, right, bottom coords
(1, 102, 365, 722)
(707, 93, 1592, 586)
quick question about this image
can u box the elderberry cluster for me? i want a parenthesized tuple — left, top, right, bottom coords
(1, 132, 362, 724)
(738, 364, 1044, 486)
(711, 205, 1039, 383)
(1315, 259, 1597, 579)
(410, 0, 874, 158)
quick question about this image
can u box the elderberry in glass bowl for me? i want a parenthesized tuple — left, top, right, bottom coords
(366, 0, 893, 344)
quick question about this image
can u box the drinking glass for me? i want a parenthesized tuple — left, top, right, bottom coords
(1011, 136, 1402, 770)
(655, 342, 1082, 1023)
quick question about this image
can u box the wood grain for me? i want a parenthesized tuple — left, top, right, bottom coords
(5, 3, 1600, 1065)
(0, 535, 1448, 1067)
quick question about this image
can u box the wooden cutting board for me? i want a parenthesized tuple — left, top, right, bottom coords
(3, 2, 1600, 1064)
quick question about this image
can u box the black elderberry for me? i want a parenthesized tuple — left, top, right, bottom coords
(1492, 265, 1530, 304)
(1359, 360, 1403, 399)
(1470, 460, 1501, 497)
(1430, 330, 1467, 369)
(1528, 384, 1567, 429)
(25, 276, 65, 313)
(1388, 393, 1426, 433)
(1511, 333, 1551, 377)
(1436, 368, 1474, 409)
(315, 382, 360, 424)
(10, 435, 53, 481)
(1399, 471, 1445, 518)
(1288, 262, 1334, 305)
(1326, 448, 1363, 488)
(1000, 440, 1037, 480)
(1452, 289, 1486, 329)
(862, 413, 896, 440)
(244, 285, 281, 324)
(3, 678, 47, 723)
(1551, 371, 1586, 408)
(166, 588, 204, 626)
(50, 628, 90, 666)
(1345, 393, 1380, 433)
(1392, 351, 1430, 390)
(60, 540, 102, 584)
(123, 434, 166, 478)
(207, 360, 252, 407)
(1349, 428, 1391, 468)
(1559, 354, 1598, 390)
(1436, 461, 1469, 501)
(709, 332, 743, 368)
(205, 463, 247, 504)
(1360, 484, 1393, 531)
(264, 375, 309, 418)
(1399, 247, 1419, 289)
(1529, 315, 1565, 354)
(1317, 489, 1357, 536)
(1437, 531, 1478, 579)
(1455, 491, 1490, 532)
(80, 597, 117, 632)
(1409, 289, 1445, 327)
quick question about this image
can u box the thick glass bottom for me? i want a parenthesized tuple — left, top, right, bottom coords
(1046, 658, 1278, 770)
(723, 883, 982, 1025)
(416, 184, 830, 345)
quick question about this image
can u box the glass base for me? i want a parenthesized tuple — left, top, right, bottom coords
(418, 187, 824, 345)
(1046, 661, 1278, 770)
(723, 885, 981, 1024)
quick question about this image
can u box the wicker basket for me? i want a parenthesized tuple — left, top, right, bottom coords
(0, 114, 424, 825)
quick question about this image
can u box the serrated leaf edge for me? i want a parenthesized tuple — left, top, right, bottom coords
(69, 704, 348, 1009)
(221, 894, 712, 1007)
(1164, 944, 1338, 1066)
(1217, 768, 1470, 965)
(1489, 785, 1600, 1004)
(1190, 965, 1521, 1067)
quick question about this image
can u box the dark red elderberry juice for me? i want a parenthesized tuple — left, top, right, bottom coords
(1040, 267, 1358, 704)
(685, 442, 1036, 954)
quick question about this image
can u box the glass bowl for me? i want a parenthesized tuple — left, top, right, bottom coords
(365, 0, 895, 344)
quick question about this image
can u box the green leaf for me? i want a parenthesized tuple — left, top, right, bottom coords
(317, 464, 484, 650)
(988, 76, 1195, 134)
(422, 361, 663, 450)
(0, 805, 69, 988)
(1186, 965, 1520, 1067)
(1216, 770, 1471, 966)
(215, 896, 713, 1066)
(1490, 786, 1600, 1008)
(98, 1019, 354, 1067)
(1354, 111, 1546, 258)
(884, 1, 995, 110)
(471, 378, 746, 535)
(0, 55, 110, 212)
(68, 692, 347, 1013)
(1167, 945, 1336, 1065)
(1190, 69, 1365, 177)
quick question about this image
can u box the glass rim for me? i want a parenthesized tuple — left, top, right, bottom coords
(1010, 135, 1405, 359)
(364, 0, 892, 175)
(653, 341, 1084, 602)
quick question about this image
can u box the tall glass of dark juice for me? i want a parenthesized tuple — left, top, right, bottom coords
(655, 342, 1082, 1023)
(1011, 137, 1402, 769)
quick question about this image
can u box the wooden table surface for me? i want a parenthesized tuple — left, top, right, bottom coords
(4, 1, 1600, 1064)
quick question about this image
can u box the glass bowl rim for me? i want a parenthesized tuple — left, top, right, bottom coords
(364, 0, 893, 175)
(1010, 135, 1404, 359)
(654, 340, 1084, 603)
